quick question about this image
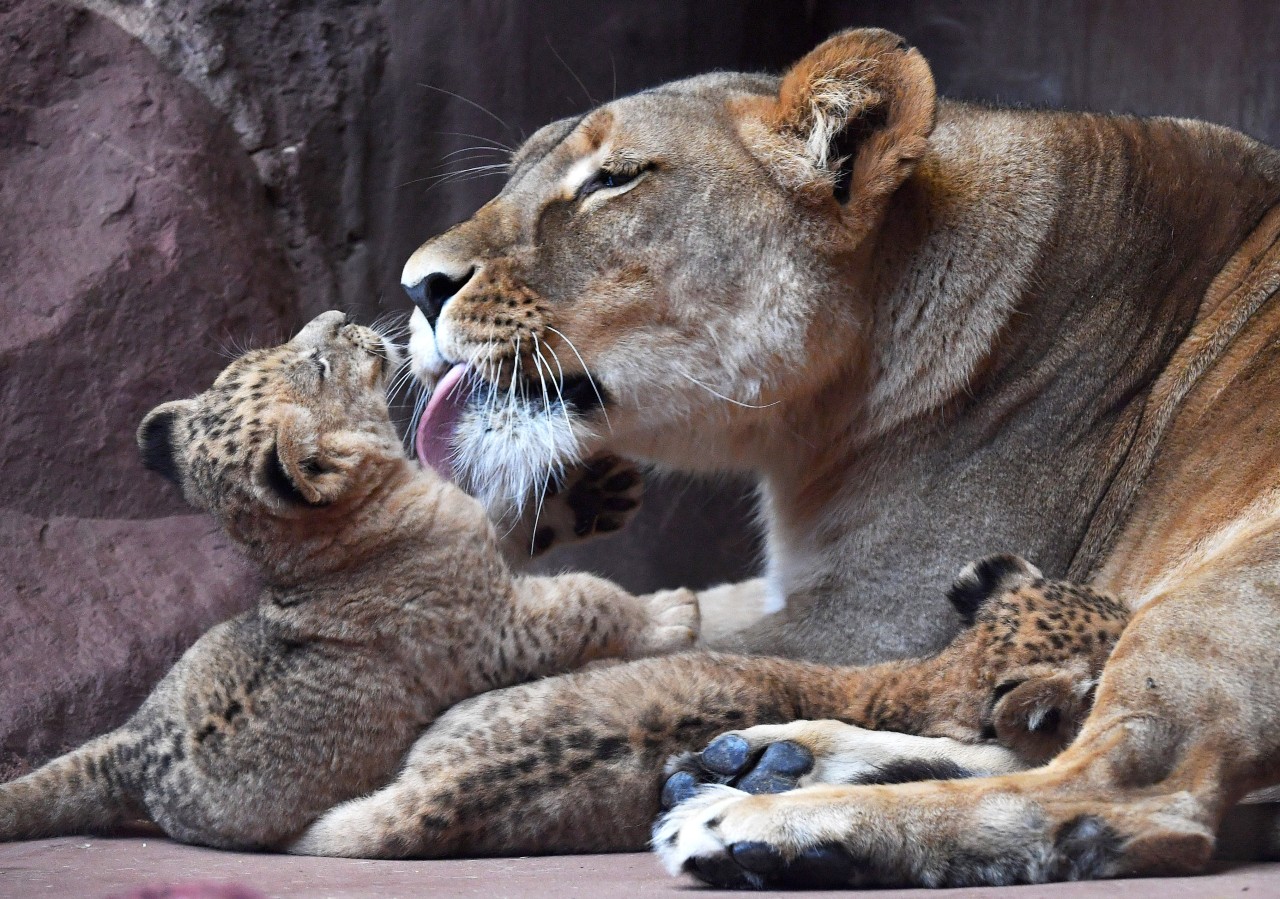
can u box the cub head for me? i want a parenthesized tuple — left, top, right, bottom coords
(137, 311, 404, 524)
(402, 29, 937, 510)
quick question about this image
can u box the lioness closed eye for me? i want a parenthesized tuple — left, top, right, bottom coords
(0, 311, 697, 851)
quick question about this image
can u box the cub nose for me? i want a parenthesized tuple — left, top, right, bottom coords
(404, 267, 475, 329)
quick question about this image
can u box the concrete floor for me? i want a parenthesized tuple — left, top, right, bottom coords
(2, 837, 1279, 899)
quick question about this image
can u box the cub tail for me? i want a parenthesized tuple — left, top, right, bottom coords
(0, 734, 134, 841)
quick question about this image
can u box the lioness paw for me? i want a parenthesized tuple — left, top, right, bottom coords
(653, 787, 857, 889)
(661, 720, 1022, 810)
(634, 588, 699, 656)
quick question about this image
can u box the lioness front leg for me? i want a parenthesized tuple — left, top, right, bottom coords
(657, 547, 1280, 888)
(663, 555, 1129, 806)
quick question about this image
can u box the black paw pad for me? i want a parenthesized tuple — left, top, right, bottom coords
(701, 734, 751, 775)
(661, 770, 699, 810)
(731, 840, 786, 873)
(736, 741, 814, 795)
(718, 841, 855, 889)
(785, 844, 858, 888)
(690, 852, 756, 889)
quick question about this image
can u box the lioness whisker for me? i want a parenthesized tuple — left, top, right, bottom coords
(526, 345, 555, 554)
(405, 163, 510, 191)
(534, 336, 575, 439)
(416, 82, 518, 138)
(435, 146, 513, 163)
(420, 169, 509, 197)
(544, 36, 596, 107)
(545, 326, 611, 432)
(432, 129, 516, 153)
(406, 388, 429, 456)
(673, 366, 781, 410)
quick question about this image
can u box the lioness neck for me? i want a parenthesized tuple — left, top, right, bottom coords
(743, 102, 1280, 663)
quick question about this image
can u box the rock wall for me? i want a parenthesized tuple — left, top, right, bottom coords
(0, 0, 294, 776)
(5, 0, 1280, 773)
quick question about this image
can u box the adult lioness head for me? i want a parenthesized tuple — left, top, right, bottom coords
(405, 29, 935, 508)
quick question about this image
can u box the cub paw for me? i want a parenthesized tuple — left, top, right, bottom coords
(634, 588, 700, 656)
(526, 455, 644, 556)
(990, 669, 1095, 765)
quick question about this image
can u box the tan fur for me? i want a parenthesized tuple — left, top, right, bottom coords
(292, 555, 1127, 857)
(341, 24, 1280, 884)
(0, 312, 696, 850)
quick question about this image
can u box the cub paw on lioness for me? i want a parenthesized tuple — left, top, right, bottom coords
(659, 554, 1131, 809)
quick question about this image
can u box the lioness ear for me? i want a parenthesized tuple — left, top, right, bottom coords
(137, 399, 197, 485)
(267, 408, 384, 507)
(767, 28, 936, 208)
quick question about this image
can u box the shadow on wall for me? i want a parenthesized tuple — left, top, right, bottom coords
(4, 0, 1279, 773)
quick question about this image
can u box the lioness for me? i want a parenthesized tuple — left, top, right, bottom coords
(322, 28, 1280, 886)
(0, 312, 696, 850)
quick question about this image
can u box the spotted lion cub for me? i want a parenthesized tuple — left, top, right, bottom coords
(0, 311, 697, 851)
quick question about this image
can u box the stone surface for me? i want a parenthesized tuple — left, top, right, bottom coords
(0, 0, 292, 775)
(0, 512, 257, 781)
(2, 839, 1279, 898)
(0, 0, 298, 521)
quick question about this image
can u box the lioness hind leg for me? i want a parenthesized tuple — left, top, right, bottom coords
(657, 549, 1280, 888)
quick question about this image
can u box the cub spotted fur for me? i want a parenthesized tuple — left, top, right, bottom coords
(0, 311, 696, 850)
(291, 554, 1128, 857)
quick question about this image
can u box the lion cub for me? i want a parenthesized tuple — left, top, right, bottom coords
(0, 311, 697, 850)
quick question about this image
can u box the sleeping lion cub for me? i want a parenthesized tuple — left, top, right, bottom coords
(0, 311, 697, 850)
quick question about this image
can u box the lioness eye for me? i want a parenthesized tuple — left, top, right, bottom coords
(579, 164, 647, 199)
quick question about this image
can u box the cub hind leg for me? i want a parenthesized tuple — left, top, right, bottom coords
(290, 653, 851, 858)
(0, 733, 138, 841)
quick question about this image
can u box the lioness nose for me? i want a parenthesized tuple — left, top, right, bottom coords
(404, 267, 474, 329)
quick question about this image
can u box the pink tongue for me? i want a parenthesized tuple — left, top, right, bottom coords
(416, 364, 469, 480)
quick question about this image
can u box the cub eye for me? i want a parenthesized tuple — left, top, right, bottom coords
(310, 350, 330, 379)
(578, 164, 648, 199)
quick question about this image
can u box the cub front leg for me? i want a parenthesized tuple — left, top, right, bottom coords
(506, 572, 698, 668)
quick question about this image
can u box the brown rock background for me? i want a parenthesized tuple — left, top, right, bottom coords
(4, 0, 1280, 773)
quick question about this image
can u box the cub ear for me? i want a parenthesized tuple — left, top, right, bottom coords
(137, 399, 197, 485)
(766, 28, 936, 208)
(947, 554, 1042, 626)
(266, 407, 386, 507)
